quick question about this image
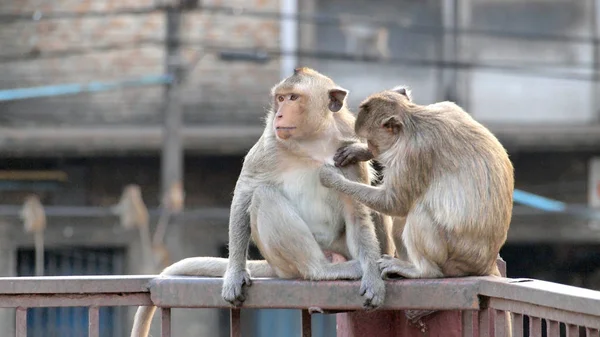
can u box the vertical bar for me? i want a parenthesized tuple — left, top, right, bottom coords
(441, 0, 458, 102)
(462, 310, 475, 337)
(302, 309, 312, 337)
(529, 317, 542, 337)
(34, 231, 44, 276)
(280, 0, 298, 78)
(456, 0, 472, 110)
(161, 308, 171, 337)
(592, 0, 600, 121)
(493, 310, 506, 337)
(546, 320, 559, 337)
(230, 308, 241, 337)
(161, 4, 183, 198)
(88, 306, 99, 337)
(511, 313, 523, 337)
(566, 324, 579, 337)
(478, 309, 490, 337)
(587, 328, 600, 337)
(15, 307, 27, 337)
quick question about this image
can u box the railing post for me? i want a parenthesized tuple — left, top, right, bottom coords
(161, 308, 171, 337)
(302, 309, 312, 337)
(15, 307, 27, 337)
(88, 306, 99, 337)
(230, 308, 241, 337)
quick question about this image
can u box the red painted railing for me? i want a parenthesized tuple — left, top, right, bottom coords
(0, 274, 599, 337)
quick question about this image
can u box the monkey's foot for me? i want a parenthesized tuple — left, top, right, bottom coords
(377, 255, 411, 279)
(359, 271, 386, 309)
(222, 269, 252, 307)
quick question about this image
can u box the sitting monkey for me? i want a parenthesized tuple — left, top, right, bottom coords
(130, 68, 394, 337)
(319, 86, 514, 280)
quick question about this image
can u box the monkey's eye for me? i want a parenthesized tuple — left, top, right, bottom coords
(289, 94, 299, 101)
(277, 95, 285, 102)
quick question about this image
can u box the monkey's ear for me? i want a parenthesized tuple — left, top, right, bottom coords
(328, 87, 348, 112)
(391, 86, 412, 101)
(381, 116, 402, 134)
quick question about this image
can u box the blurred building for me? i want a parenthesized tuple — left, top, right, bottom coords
(1, 0, 600, 336)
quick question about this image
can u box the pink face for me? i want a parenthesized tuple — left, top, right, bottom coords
(273, 91, 306, 140)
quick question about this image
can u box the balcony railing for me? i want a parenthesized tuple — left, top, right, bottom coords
(0, 275, 599, 337)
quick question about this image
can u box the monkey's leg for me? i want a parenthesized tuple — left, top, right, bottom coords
(343, 200, 387, 308)
(378, 211, 445, 279)
(250, 185, 363, 280)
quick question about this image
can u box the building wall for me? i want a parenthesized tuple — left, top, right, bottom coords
(0, 0, 281, 127)
(0, 155, 243, 336)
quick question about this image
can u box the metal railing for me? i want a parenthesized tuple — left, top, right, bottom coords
(0, 275, 599, 337)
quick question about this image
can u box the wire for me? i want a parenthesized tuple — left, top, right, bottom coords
(1, 5, 599, 46)
(1, 38, 599, 83)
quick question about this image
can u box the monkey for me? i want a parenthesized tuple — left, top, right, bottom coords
(339, 14, 391, 59)
(130, 67, 394, 337)
(320, 86, 514, 280)
(151, 182, 185, 269)
(319, 86, 514, 334)
(20, 195, 46, 276)
(112, 185, 156, 274)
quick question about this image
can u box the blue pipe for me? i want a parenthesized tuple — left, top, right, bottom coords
(513, 189, 567, 213)
(0, 74, 173, 102)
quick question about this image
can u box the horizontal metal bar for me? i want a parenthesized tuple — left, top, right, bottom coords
(488, 298, 600, 329)
(149, 277, 481, 311)
(0, 275, 153, 294)
(0, 205, 230, 220)
(0, 75, 173, 102)
(0, 293, 151, 308)
(480, 277, 600, 318)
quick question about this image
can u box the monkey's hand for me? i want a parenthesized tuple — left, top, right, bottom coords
(377, 255, 410, 280)
(222, 267, 252, 307)
(334, 143, 374, 167)
(319, 164, 346, 189)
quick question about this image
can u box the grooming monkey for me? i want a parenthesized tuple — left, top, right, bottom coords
(130, 68, 393, 337)
(320, 86, 514, 280)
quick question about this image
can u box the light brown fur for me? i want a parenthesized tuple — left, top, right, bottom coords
(130, 68, 394, 337)
(320, 86, 514, 279)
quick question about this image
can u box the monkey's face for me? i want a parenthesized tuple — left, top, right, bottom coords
(270, 68, 348, 142)
(356, 91, 410, 158)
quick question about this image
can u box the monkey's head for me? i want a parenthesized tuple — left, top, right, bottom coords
(269, 67, 349, 141)
(355, 86, 413, 157)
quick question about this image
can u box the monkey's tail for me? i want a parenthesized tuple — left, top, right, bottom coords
(130, 258, 276, 337)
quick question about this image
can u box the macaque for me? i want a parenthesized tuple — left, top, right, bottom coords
(20, 195, 46, 276)
(130, 68, 393, 337)
(339, 14, 391, 59)
(151, 182, 185, 269)
(113, 185, 155, 274)
(320, 86, 514, 280)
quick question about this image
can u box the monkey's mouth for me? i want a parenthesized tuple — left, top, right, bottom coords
(276, 127, 296, 130)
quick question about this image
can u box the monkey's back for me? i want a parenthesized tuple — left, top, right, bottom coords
(418, 102, 514, 276)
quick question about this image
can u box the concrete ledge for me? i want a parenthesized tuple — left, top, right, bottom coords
(148, 277, 482, 311)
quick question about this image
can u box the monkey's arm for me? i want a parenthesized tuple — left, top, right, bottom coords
(221, 179, 254, 306)
(334, 143, 374, 167)
(320, 165, 408, 217)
